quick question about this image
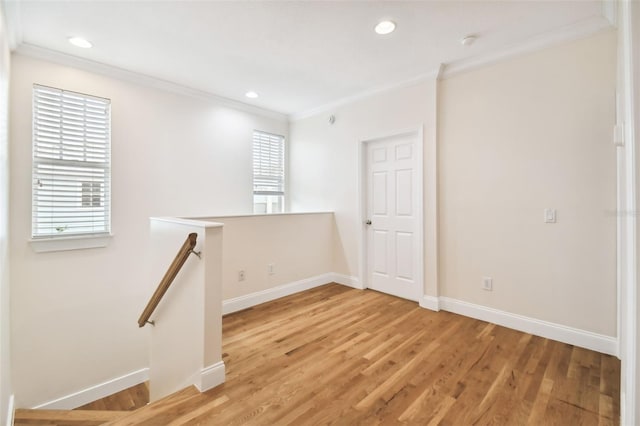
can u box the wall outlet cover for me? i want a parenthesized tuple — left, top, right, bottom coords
(482, 277, 493, 291)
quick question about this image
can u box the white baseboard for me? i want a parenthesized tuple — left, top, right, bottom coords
(223, 273, 335, 315)
(331, 273, 362, 289)
(419, 295, 440, 312)
(32, 368, 149, 410)
(436, 297, 617, 356)
(196, 361, 225, 393)
(223, 273, 363, 315)
(5, 394, 14, 426)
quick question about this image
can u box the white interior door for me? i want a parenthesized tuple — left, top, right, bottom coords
(365, 132, 422, 301)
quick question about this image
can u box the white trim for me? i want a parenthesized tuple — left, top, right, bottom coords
(223, 273, 334, 315)
(438, 297, 618, 356)
(14, 44, 288, 123)
(195, 211, 333, 220)
(442, 17, 613, 79)
(11, 17, 612, 124)
(424, 68, 441, 302)
(222, 271, 616, 356)
(5, 394, 14, 426)
(2, 0, 22, 50)
(331, 273, 362, 290)
(286, 15, 610, 123)
(29, 234, 113, 253)
(10, 15, 612, 124)
(358, 140, 368, 293)
(290, 71, 439, 121)
(419, 295, 440, 312)
(32, 368, 149, 410)
(358, 127, 425, 303)
(195, 361, 225, 393)
(618, 1, 638, 424)
(290, 15, 613, 122)
(150, 217, 223, 229)
(222, 273, 362, 315)
(602, 0, 617, 27)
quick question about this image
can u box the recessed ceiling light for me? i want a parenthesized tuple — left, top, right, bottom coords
(68, 37, 92, 48)
(375, 20, 396, 35)
(245, 91, 259, 99)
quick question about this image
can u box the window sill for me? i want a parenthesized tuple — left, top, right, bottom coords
(29, 234, 113, 253)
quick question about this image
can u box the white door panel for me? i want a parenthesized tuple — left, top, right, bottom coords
(372, 172, 388, 215)
(396, 169, 413, 216)
(373, 230, 388, 275)
(366, 132, 421, 301)
(395, 143, 412, 160)
(396, 231, 414, 281)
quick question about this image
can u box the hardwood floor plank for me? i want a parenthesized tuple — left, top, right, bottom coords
(99, 284, 619, 426)
(15, 409, 129, 425)
(78, 383, 149, 412)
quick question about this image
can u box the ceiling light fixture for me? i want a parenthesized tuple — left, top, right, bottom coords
(68, 37, 93, 48)
(245, 91, 259, 99)
(374, 20, 396, 35)
(461, 35, 478, 46)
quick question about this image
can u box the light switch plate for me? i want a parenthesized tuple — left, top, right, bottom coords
(544, 209, 556, 223)
(614, 123, 625, 147)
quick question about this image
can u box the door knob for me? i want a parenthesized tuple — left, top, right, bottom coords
(365, 220, 372, 225)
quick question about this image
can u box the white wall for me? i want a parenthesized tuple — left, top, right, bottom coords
(0, 4, 11, 425)
(204, 212, 334, 301)
(290, 80, 436, 283)
(438, 31, 617, 336)
(290, 31, 617, 339)
(5, 18, 620, 415)
(148, 219, 223, 402)
(9, 54, 288, 408)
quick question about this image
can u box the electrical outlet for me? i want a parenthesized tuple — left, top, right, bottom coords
(482, 276, 493, 291)
(238, 270, 245, 281)
(268, 263, 275, 275)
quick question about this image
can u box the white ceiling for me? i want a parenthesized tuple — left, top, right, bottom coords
(5, 1, 611, 117)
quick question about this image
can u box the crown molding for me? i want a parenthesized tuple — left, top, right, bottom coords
(9, 5, 615, 123)
(442, 15, 614, 79)
(2, 0, 23, 50)
(290, 14, 613, 120)
(290, 69, 439, 122)
(14, 43, 289, 122)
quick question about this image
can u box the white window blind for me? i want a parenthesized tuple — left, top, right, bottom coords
(32, 84, 111, 238)
(252, 130, 284, 197)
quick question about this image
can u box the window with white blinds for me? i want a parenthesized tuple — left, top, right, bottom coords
(32, 84, 111, 238)
(252, 130, 284, 214)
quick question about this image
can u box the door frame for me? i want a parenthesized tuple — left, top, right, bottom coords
(358, 126, 425, 301)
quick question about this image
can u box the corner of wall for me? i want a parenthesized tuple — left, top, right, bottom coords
(4, 395, 13, 426)
(330, 214, 351, 278)
(0, 2, 11, 424)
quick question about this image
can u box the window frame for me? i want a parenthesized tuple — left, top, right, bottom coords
(252, 130, 285, 214)
(30, 84, 112, 252)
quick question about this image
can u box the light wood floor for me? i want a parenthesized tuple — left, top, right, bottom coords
(78, 383, 149, 412)
(102, 284, 619, 424)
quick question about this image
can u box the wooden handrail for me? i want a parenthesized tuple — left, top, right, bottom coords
(138, 233, 198, 327)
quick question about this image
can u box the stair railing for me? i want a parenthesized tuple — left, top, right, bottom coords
(138, 232, 200, 327)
